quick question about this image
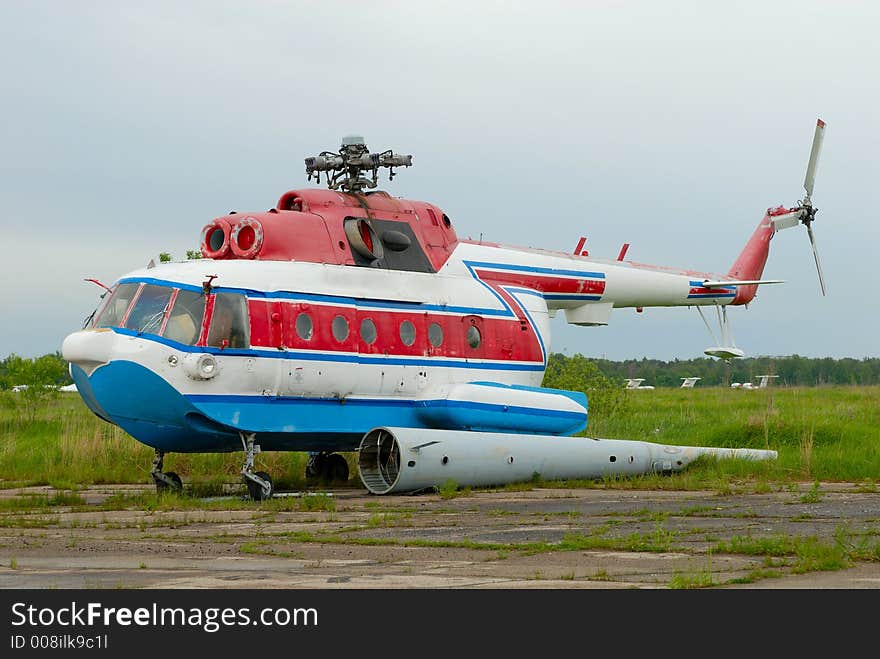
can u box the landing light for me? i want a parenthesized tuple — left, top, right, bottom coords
(183, 353, 220, 380)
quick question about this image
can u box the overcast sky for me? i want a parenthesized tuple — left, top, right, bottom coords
(2, 1, 877, 361)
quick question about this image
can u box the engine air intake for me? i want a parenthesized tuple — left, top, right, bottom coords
(358, 428, 401, 494)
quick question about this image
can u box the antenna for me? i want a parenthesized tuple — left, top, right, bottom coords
(304, 136, 413, 194)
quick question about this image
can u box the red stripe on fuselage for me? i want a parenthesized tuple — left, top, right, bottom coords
(236, 268, 605, 363)
(688, 286, 724, 296)
(474, 269, 606, 297)
(245, 299, 544, 363)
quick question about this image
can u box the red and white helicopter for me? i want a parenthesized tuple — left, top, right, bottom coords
(62, 120, 826, 498)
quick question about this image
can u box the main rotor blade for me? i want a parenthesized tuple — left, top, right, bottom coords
(803, 118, 826, 201)
(806, 224, 827, 296)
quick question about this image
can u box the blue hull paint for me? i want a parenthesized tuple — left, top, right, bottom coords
(78, 360, 587, 454)
(415, 383, 587, 435)
(69, 364, 113, 423)
(416, 400, 586, 435)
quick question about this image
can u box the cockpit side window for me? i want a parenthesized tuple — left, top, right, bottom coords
(94, 283, 140, 329)
(125, 284, 174, 335)
(207, 292, 250, 348)
(164, 289, 207, 346)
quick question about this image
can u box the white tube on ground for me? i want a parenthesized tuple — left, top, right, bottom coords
(357, 426, 777, 495)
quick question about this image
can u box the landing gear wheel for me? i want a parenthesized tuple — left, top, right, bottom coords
(326, 454, 349, 483)
(155, 471, 183, 493)
(305, 453, 327, 480)
(150, 449, 182, 493)
(306, 453, 348, 484)
(239, 432, 273, 501)
(247, 471, 273, 501)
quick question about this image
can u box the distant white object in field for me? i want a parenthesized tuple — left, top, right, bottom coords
(680, 377, 701, 388)
(732, 375, 778, 390)
(624, 378, 655, 390)
(10, 383, 77, 393)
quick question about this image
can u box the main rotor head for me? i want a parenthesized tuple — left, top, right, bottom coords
(304, 136, 412, 193)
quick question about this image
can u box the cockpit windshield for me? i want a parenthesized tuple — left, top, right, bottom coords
(94, 283, 139, 329)
(126, 285, 174, 335)
(92, 282, 208, 346)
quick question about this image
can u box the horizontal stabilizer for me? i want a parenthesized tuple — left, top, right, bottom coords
(701, 279, 785, 288)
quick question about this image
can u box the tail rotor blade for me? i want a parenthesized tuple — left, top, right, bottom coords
(806, 224, 827, 296)
(803, 118, 826, 202)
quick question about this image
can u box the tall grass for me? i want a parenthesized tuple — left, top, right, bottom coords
(584, 385, 880, 482)
(1, 386, 878, 487)
(0, 393, 346, 489)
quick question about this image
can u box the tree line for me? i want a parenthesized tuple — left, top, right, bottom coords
(0, 352, 72, 421)
(568, 354, 880, 387)
(0, 352, 71, 390)
(3, 351, 880, 393)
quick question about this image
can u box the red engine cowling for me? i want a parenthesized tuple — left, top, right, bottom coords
(199, 188, 459, 269)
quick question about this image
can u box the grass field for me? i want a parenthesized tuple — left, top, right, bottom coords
(585, 384, 880, 484)
(1, 386, 878, 491)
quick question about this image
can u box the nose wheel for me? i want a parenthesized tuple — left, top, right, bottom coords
(151, 450, 183, 493)
(246, 470, 273, 501)
(240, 432, 273, 500)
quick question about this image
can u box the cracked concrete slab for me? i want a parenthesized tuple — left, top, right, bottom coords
(1, 483, 878, 589)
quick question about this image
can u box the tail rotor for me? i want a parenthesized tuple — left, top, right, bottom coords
(799, 118, 827, 296)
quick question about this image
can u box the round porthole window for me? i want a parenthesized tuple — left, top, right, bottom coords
(400, 320, 416, 346)
(428, 322, 443, 347)
(296, 312, 313, 341)
(332, 315, 349, 342)
(360, 318, 377, 345)
(466, 325, 481, 349)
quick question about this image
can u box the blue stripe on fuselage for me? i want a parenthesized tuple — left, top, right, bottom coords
(118, 276, 513, 317)
(688, 280, 736, 299)
(463, 261, 605, 280)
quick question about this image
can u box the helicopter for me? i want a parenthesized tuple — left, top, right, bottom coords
(61, 121, 826, 498)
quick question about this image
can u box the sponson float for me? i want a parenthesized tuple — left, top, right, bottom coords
(63, 125, 827, 497)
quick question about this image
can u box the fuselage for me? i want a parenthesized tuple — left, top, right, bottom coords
(62, 187, 755, 455)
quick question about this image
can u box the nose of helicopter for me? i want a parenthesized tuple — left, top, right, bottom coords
(62, 329, 118, 423)
(60, 328, 242, 452)
(61, 328, 116, 374)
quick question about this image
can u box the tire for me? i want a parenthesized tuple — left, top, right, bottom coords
(326, 454, 349, 483)
(306, 453, 327, 480)
(247, 471, 273, 501)
(155, 471, 183, 493)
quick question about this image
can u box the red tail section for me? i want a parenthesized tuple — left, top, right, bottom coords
(726, 207, 787, 305)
